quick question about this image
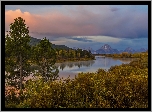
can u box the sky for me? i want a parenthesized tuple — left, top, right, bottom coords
(5, 5, 148, 51)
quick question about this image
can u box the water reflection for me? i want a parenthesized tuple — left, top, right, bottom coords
(55, 60, 95, 70)
(56, 56, 135, 79)
(94, 57, 133, 68)
(114, 58, 136, 63)
(9, 56, 135, 80)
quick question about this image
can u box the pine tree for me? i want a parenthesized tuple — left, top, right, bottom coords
(32, 37, 59, 81)
(5, 17, 31, 93)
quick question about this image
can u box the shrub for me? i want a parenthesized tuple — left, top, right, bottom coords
(5, 57, 148, 108)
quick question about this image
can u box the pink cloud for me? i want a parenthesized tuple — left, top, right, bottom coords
(5, 7, 148, 39)
(5, 9, 37, 32)
(5, 9, 103, 38)
(39, 11, 100, 36)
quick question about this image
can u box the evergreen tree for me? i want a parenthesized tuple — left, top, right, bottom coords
(32, 37, 59, 81)
(5, 17, 31, 92)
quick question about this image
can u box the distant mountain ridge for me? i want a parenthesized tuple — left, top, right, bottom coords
(124, 47, 136, 53)
(29, 37, 147, 54)
(96, 44, 119, 54)
(92, 44, 147, 54)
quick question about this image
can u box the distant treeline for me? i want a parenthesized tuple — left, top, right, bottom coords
(56, 48, 95, 62)
(96, 51, 148, 58)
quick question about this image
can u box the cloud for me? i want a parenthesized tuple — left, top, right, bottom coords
(5, 9, 37, 32)
(71, 37, 93, 42)
(86, 36, 122, 43)
(50, 35, 121, 45)
(110, 7, 119, 12)
(30, 35, 147, 51)
(5, 5, 148, 39)
(108, 38, 148, 50)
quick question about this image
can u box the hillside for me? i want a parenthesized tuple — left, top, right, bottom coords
(29, 37, 72, 50)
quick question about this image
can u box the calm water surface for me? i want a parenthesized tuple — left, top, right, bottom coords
(5, 56, 136, 81)
(55, 56, 135, 79)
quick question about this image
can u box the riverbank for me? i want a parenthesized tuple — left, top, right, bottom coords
(94, 52, 148, 59)
(56, 58, 96, 63)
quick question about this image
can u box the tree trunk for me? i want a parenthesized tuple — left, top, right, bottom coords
(20, 54, 23, 93)
(44, 59, 48, 82)
(42, 58, 47, 82)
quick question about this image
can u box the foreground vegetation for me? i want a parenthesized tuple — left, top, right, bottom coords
(5, 56, 148, 108)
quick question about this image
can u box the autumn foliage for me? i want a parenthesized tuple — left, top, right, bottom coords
(5, 56, 148, 108)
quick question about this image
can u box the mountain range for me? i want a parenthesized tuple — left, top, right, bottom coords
(30, 37, 147, 54)
(96, 44, 119, 54)
(89, 44, 147, 54)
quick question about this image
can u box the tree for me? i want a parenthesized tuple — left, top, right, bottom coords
(5, 17, 31, 93)
(75, 49, 78, 58)
(32, 37, 59, 81)
(61, 49, 64, 58)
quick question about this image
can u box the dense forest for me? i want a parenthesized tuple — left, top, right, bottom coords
(5, 17, 148, 108)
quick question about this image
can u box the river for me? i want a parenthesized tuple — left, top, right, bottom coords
(55, 56, 135, 79)
(5, 56, 135, 81)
